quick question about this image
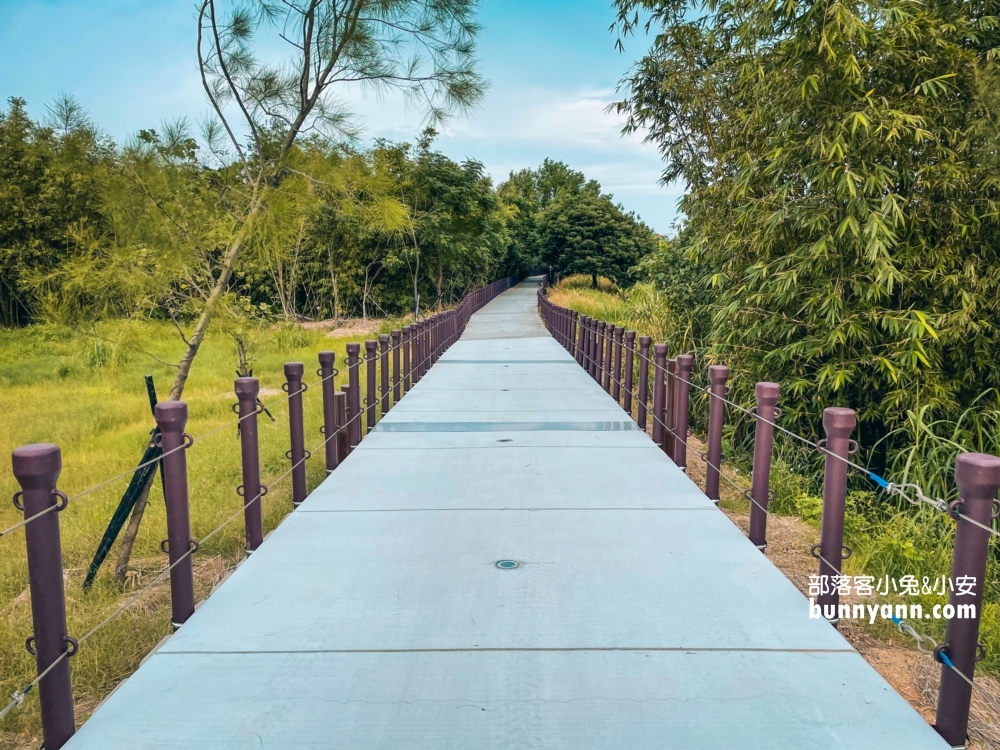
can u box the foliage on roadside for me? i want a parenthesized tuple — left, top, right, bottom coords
(612, 0, 1000, 477)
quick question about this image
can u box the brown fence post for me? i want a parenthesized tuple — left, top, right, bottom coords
(392, 330, 402, 402)
(402, 327, 412, 393)
(413, 322, 423, 381)
(365, 340, 377, 431)
(283, 363, 308, 506)
(575, 315, 586, 366)
(704, 365, 729, 502)
(637, 336, 651, 430)
(612, 327, 624, 403)
(672, 355, 694, 469)
(664, 359, 677, 458)
(815, 407, 856, 625)
(338, 387, 352, 456)
(12, 444, 75, 750)
(934, 453, 1000, 746)
(154, 401, 196, 627)
(748, 382, 780, 550)
(317, 352, 338, 473)
(235, 378, 265, 552)
(599, 322, 611, 390)
(346, 344, 362, 448)
(379, 334, 390, 415)
(623, 331, 636, 414)
(651, 344, 667, 446)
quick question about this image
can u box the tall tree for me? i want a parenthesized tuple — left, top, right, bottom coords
(538, 192, 655, 287)
(614, 0, 1000, 452)
(165, 0, 485, 398)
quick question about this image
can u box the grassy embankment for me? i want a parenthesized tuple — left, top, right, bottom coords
(0, 317, 398, 747)
(547, 275, 1000, 682)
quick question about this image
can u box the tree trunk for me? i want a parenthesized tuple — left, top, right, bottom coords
(116, 191, 262, 576)
(112, 471, 155, 584)
(591, 273, 598, 289)
(436, 257, 443, 312)
(328, 246, 339, 325)
(168, 203, 258, 401)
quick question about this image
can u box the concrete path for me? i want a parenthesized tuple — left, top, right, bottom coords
(66, 279, 948, 749)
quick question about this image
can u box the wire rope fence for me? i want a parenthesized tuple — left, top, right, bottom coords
(538, 276, 1000, 748)
(1, 272, 523, 749)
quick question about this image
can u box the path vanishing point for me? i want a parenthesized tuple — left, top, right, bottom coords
(64, 278, 949, 748)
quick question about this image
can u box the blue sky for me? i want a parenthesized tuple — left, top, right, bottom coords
(0, 0, 683, 233)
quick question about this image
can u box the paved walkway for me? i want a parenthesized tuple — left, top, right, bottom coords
(66, 279, 947, 748)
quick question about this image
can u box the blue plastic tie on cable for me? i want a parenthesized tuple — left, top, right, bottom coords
(890, 615, 903, 627)
(869, 472, 890, 489)
(939, 651, 955, 669)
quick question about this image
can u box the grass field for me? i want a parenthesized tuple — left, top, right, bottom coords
(0, 316, 398, 747)
(547, 277, 1000, 682)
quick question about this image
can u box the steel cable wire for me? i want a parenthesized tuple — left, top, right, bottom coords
(546, 302, 1000, 541)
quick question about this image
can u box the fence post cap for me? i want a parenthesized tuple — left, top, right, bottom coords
(318, 351, 335, 367)
(235, 377, 260, 400)
(283, 362, 304, 379)
(379, 334, 389, 343)
(614, 327, 624, 340)
(12, 444, 61, 489)
(676, 353, 694, 371)
(155, 400, 188, 431)
(346, 342, 361, 355)
(955, 453, 1000, 499)
(755, 381, 780, 403)
(709, 364, 729, 383)
(638, 335, 652, 347)
(364, 340, 378, 352)
(654, 343, 668, 357)
(391, 330, 401, 340)
(822, 406, 856, 436)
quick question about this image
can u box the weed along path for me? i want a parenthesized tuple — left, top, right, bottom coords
(64, 279, 948, 748)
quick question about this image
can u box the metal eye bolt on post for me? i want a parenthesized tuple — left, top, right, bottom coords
(234, 377, 265, 551)
(12, 443, 76, 750)
(934, 452, 1000, 748)
(283, 362, 308, 506)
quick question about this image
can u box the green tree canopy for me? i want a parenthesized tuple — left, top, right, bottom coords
(538, 191, 655, 287)
(614, 0, 1000, 454)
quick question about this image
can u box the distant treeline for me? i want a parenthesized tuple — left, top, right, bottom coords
(0, 97, 655, 329)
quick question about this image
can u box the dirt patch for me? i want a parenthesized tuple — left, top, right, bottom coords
(298, 318, 387, 339)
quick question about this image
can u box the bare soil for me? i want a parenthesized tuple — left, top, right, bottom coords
(298, 317, 386, 339)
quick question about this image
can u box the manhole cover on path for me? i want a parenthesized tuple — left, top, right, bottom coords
(495, 560, 519, 570)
